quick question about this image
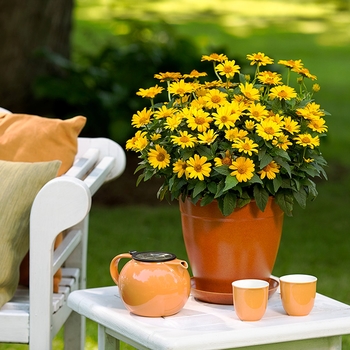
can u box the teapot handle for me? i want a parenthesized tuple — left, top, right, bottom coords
(110, 253, 132, 285)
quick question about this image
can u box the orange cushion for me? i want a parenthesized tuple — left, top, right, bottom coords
(0, 112, 86, 292)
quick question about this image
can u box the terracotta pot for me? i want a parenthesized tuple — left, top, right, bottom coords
(179, 197, 284, 299)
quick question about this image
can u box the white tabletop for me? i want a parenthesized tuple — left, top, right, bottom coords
(68, 286, 350, 350)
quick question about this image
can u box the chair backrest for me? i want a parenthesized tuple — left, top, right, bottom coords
(0, 136, 126, 349)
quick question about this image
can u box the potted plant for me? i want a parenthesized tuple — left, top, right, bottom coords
(126, 52, 328, 303)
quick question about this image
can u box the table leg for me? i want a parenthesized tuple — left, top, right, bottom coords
(98, 324, 120, 350)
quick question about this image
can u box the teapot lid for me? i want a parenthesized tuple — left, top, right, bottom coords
(130, 251, 176, 262)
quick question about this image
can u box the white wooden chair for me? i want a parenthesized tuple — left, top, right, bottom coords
(0, 136, 126, 349)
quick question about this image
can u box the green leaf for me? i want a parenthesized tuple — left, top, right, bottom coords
(259, 153, 273, 168)
(274, 148, 291, 160)
(222, 192, 237, 216)
(193, 181, 207, 197)
(275, 191, 294, 216)
(196, 145, 213, 158)
(207, 181, 217, 194)
(136, 173, 145, 187)
(213, 166, 231, 176)
(273, 176, 283, 192)
(223, 175, 238, 192)
(293, 188, 307, 209)
(253, 186, 269, 211)
(275, 158, 292, 177)
(200, 194, 215, 207)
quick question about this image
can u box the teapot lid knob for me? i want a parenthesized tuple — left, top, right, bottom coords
(130, 251, 176, 262)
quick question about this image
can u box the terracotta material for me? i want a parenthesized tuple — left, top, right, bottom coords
(232, 279, 269, 321)
(280, 274, 317, 316)
(110, 252, 191, 317)
(191, 276, 279, 305)
(179, 197, 284, 300)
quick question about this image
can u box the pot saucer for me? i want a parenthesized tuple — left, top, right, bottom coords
(191, 276, 279, 305)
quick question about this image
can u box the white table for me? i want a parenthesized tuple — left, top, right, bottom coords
(67, 286, 350, 350)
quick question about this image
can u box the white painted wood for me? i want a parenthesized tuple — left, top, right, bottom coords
(68, 286, 350, 350)
(0, 136, 126, 349)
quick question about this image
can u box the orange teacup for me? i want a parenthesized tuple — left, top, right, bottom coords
(280, 274, 317, 316)
(232, 279, 269, 321)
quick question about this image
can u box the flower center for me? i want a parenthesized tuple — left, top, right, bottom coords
(302, 136, 311, 143)
(211, 96, 221, 103)
(278, 90, 288, 98)
(265, 127, 275, 134)
(195, 117, 205, 125)
(157, 153, 165, 162)
(194, 165, 202, 172)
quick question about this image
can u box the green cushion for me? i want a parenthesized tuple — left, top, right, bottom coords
(0, 159, 61, 308)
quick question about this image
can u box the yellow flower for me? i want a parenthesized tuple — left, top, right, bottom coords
(269, 85, 297, 100)
(258, 161, 280, 180)
(312, 84, 321, 92)
(239, 82, 260, 101)
(215, 60, 241, 79)
(186, 108, 212, 132)
(148, 145, 171, 169)
(186, 154, 212, 180)
(245, 120, 256, 131)
(202, 89, 228, 109)
(183, 70, 208, 79)
(131, 108, 153, 128)
(307, 117, 328, 133)
(214, 151, 232, 166)
(201, 53, 228, 62)
(296, 67, 317, 80)
(173, 159, 189, 178)
(294, 134, 320, 149)
(165, 114, 182, 130)
(283, 116, 300, 134)
(278, 59, 303, 71)
(233, 137, 259, 156)
(171, 131, 197, 148)
(198, 129, 218, 144)
(258, 71, 283, 85)
(247, 52, 274, 66)
(225, 128, 248, 142)
(256, 119, 282, 140)
(154, 72, 182, 82)
(150, 133, 161, 141)
(229, 157, 255, 182)
(247, 103, 269, 121)
(297, 102, 325, 120)
(168, 79, 194, 96)
(272, 134, 292, 151)
(153, 105, 175, 119)
(136, 85, 164, 99)
(212, 104, 238, 129)
(125, 131, 148, 151)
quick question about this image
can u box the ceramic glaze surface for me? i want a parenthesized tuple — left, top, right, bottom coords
(110, 252, 190, 317)
(180, 197, 284, 300)
(280, 274, 317, 316)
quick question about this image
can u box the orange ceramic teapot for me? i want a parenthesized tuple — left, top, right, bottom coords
(110, 251, 191, 317)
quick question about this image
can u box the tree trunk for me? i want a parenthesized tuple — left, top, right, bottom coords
(0, 0, 73, 112)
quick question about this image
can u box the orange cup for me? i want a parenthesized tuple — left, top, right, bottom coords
(280, 274, 317, 316)
(232, 279, 269, 321)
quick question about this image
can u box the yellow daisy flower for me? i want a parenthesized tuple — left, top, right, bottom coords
(212, 104, 238, 129)
(186, 154, 212, 180)
(186, 109, 212, 132)
(131, 108, 153, 128)
(278, 59, 303, 72)
(225, 128, 248, 142)
(171, 131, 197, 149)
(148, 145, 171, 169)
(283, 116, 300, 134)
(168, 79, 194, 96)
(246, 52, 274, 66)
(297, 102, 325, 120)
(247, 103, 269, 121)
(173, 159, 189, 178)
(258, 71, 283, 85)
(258, 161, 280, 180)
(165, 114, 182, 131)
(307, 117, 328, 133)
(214, 150, 233, 166)
(256, 119, 282, 140)
(198, 129, 218, 144)
(201, 53, 228, 62)
(294, 134, 320, 149)
(183, 70, 208, 79)
(153, 105, 175, 119)
(215, 60, 241, 79)
(125, 130, 148, 151)
(239, 82, 260, 101)
(296, 67, 317, 81)
(272, 134, 292, 151)
(202, 89, 228, 109)
(229, 157, 255, 182)
(269, 85, 297, 101)
(154, 72, 182, 82)
(233, 137, 259, 156)
(136, 84, 164, 99)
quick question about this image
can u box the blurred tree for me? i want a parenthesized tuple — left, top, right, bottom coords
(0, 0, 73, 112)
